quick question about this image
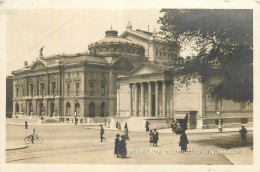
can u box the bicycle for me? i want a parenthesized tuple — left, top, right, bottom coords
(24, 134, 43, 144)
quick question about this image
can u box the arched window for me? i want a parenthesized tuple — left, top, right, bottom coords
(75, 103, 80, 115)
(66, 102, 71, 114)
(16, 103, 19, 113)
(89, 102, 95, 117)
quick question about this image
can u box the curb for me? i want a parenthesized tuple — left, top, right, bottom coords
(6, 145, 28, 151)
(85, 127, 253, 134)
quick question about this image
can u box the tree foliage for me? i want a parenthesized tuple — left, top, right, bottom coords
(158, 9, 253, 103)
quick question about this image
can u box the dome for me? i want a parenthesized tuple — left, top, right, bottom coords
(88, 27, 145, 59)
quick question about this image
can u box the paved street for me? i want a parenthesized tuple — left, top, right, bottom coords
(6, 124, 253, 165)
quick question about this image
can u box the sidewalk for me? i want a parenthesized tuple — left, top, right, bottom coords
(88, 126, 253, 134)
(6, 121, 103, 127)
(6, 120, 253, 134)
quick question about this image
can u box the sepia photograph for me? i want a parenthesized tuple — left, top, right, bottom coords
(1, 0, 259, 171)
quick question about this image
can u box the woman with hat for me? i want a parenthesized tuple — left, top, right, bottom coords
(114, 134, 120, 158)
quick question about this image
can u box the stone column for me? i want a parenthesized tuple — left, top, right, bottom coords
(134, 83, 138, 116)
(117, 86, 120, 117)
(148, 81, 152, 117)
(155, 81, 159, 117)
(129, 84, 132, 116)
(162, 81, 166, 117)
(141, 82, 145, 117)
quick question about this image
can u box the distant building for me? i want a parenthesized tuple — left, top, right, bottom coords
(117, 23, 253, 130)
(6, 76, 13, 118)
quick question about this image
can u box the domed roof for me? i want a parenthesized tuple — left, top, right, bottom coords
(90, 26, 134, 46)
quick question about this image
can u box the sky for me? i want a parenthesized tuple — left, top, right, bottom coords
(6, 9, 162, 75)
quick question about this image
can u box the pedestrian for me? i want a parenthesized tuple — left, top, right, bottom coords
(80, 118, 83, 124)
(116, 121, 119, 129)
(124, 127, 129, 140)
(239, 126, 248, 146)
(145, 121, 150, 132)
(31, 129, 36, 144)
(124, 122, 128, 129)
(119, 135, 127, 158)
(25, 121, 28, 129)
(114, 134, 120, 158)
(118, 122, 121, 130)
(153, 129, 159, 147)
(149, 130, 153, 144)
(100, 124, 104, 142)
(179, 131, 189, 152)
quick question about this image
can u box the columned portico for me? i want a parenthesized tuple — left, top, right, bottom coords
(128, 80, 170, 118)
(141, 82, 145, 117)
(155, 81, 159, 117)
(134, 83, 138, 116)
(148, 81, 152, 117)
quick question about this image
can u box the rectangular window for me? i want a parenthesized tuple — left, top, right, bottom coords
(67, 84, 70, 96)
(51, 82, 56, 95)
(241, 118, 248, 124)
(16, 88, 19, 97)
(90, 82, 94, 95)
(101, 84, 105, 96)
(30, 84, 33, 96)
(90, 71, 93, 77)
(40, 83, 44, 96)
(76, 83, 80, 96)
(22, 87, 24, 96)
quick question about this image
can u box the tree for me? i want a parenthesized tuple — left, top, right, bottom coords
(158, 9, 253, 103)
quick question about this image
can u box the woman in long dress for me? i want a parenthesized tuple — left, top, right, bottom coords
(119, 135, 127, 158)
(179, 131, 189, 152)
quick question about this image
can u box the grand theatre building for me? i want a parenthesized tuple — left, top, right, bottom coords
(12, 23, 253, 130)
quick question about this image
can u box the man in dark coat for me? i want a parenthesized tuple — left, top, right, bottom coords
(149, 130, 153, 144)
(100, 124, 104, 142)
(25, 121, 28, 129)
(153, 129, 159, 147)
(119, 135, 127, 158)
(239, 126, 248, 145)
(145, 121, 150, 132)
(114, 134, 120, 158)
(179, 131, 189, 152)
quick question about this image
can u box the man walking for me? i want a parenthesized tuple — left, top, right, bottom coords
(100, 124, 104, 142)
(239, 126, 248, 146)
(153, 129, 159, 147)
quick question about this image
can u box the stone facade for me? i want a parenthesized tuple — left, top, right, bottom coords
(12, 27, 146, 120)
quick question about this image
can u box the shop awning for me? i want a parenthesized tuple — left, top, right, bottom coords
(175, 113, 188, 119)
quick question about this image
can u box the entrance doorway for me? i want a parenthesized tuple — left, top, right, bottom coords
(39, 102, 43, 116)
(152, 95, 155, 116)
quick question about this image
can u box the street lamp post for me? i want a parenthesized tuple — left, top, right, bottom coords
(217, 100, 222, 132)
(74, 99, 77, 125)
